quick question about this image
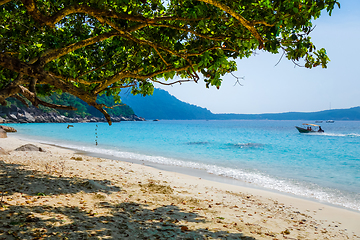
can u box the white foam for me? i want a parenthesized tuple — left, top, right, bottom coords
(314, 132, 360, 137)
(19, 137, 360, 212)
(63, 143, 360, 212)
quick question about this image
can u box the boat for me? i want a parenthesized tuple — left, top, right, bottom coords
(295, 123, 324, 133)
(326, 120, 335, 123)
(315, 120, 323, 123)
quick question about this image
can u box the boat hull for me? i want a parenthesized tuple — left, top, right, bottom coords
(295, 126, 313, 133)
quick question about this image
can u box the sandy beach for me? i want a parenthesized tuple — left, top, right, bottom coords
(1, 135, 359, 239)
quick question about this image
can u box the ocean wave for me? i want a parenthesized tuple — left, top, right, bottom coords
(348, 133, 360, 137)
(56, 142, 360, 212)
(230, 143, 265, 148)
(185, 141, 210, 145)
(16, 137, 360, 212)
(309, 132, 360, 137)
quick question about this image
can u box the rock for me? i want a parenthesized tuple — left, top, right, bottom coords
(9, 105, 20, 113)
(14, 144, 45, 152)
(18, 119, 28, 123)
(8, 114, 17, 121)
(81, 180, 106, 190)
(24, 111, 35, 123)
(0, 129, 7, 138)
(0, 125, 17, 132)
(71, 156, 83, 161)
(34, 115, 46, 123)
(0, 147, 8, 155)
(0, 105, 145, 123)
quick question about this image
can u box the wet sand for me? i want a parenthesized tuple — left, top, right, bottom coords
(1, 136, 359, 239)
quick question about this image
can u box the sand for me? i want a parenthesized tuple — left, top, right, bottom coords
(1, 135, 359, 239)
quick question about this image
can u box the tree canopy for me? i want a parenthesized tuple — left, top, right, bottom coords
(0, 0, 339, 124)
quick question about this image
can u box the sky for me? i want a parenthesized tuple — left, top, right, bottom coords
(155, 1, 360, 114)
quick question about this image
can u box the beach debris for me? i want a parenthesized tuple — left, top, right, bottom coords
(140, 182, 174, 194)
(93, 192, 108, 201)
(281, 229, 291, 235)
(80, 179, 107, 190)
(0, 129, 7, 138)
(0, 125, 17, 132)
(0, 147, 8, 155)
(14, 144, 46, 152)
(181, 226, 189, 231)
(71, 156, 83, 161)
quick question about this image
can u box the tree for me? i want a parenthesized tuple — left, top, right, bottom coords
(0, 0, 339, 124)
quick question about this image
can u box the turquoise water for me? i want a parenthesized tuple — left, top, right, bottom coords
(5, 120, 360, 211)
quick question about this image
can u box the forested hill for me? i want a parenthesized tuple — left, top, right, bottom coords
(122, 88, 360, 121)
(0, 93, 142, 123)
(3, 89, 360, 122)
(120, 88, 214, 120)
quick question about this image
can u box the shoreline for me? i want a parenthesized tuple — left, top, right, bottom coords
(12, 133, 360, 214)
(82, 147, 360, 214)
(1, 136, 360, 239)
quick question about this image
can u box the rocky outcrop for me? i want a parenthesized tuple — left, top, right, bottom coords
(0, 129, 7, 138)
(14, 144, 45, 152)
(0, 105, 145, 124)
(0, 125, 17, 132)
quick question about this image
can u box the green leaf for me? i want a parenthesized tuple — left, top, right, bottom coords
(0, 0, 335, 123)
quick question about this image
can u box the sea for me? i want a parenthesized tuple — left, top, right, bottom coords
(4, 120, 360, 212)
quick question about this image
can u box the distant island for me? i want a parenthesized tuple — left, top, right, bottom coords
(121, 88, 360, 121)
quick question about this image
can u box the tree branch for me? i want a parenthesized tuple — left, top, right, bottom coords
(18, 85, 77, 110)
(0, 53, 112, 124)
(152, 79, 193, 86)
(39, 31, 118, 65)
(196, 0, 264, 49)
(148, 23, 227, 41)
(108, 83, 137, 90)
(44, 71, 106, 85)
(20, 0, 228, 46)
(93, 64, 193, 94)
(21, 1, 212, 28)
(20, 0, 53, 26)
(0, 71, 27, 104)
(251, 20, 275, 27)
(153, 47, 169, 66)
(77, 60, 113, 79)
(0, 0, 13, 6)
(12, 94, 29, 107)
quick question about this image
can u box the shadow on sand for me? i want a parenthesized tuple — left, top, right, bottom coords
(0, 160, 256, 239)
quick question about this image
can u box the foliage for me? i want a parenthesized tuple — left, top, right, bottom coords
(87, 94, 135, 117)
(3, 93, 135, 118)
(0, 0, 340, 124)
